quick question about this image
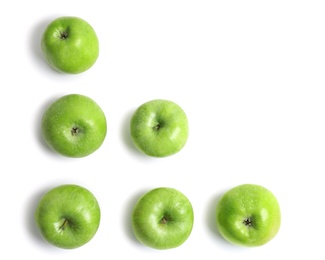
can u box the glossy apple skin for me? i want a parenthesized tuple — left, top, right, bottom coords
(130, 99, 189, 157)
(216, 184, 281, 247)
(41, 16, 99, 74)
(34, 184, 101, 249)
(41, 94, 107, 158)
(132, 187, 194, 250)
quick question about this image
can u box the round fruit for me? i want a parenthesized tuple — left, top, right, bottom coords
(41, 94, 107, 158)
(130, 99, 189, 157)
(216, 184, 281, 247)
(41, 16, 99, 74)
(34, 184, 101, 249)
(132, 187, 194, 249)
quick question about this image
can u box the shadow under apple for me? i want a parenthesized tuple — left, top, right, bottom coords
(29, 16, 56, 70)
(120, 109, 148, 159)
(34, 95, 64, 157)
(25, 186, 53, 248)
(122, 189, 148, 246)
(206, 190, 233, 246)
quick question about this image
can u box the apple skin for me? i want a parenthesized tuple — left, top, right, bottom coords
(41, 94, 107, 158)
(41, 16, 99, 74)
(34, 184, 101, 249)
(130, 99, 189, 157)
(132, 187, 194, 250)
(216, 184, 281, 247)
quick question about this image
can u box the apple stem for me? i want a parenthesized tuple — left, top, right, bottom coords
(160, 214, 172, 224)
(153, 124, 160, 131)
(243, 218, 253, 227)
(60, 219, 69, 231)
(60, 31, 68, 40)
(71, 127, 79, 136)
(160, 217, 168, 224)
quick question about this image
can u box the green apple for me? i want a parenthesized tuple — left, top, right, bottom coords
(130, 99, 189, 157)
(41, 94, 107, 158)
(34, 184, 100, 249)
(132, 187, 194, 250)
(41, 16, 99, 74)
(216, 184, 281, 247)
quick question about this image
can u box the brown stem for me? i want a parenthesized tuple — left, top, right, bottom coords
(243, 217, 253, 226)
(60, 31, 68, 40)
(71, 127, 79, 136)
(60, 219, 69, 231)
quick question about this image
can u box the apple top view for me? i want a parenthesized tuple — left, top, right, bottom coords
(3, 1, 325, 259)
(41, 94, 107, 158)
(34, 11, 283, 255)
(132, 187, 194, 250)
(41, 16, 99, 74)
(130, 99, 189, 158)
(215, 184, 281, 247)
(34, 184, 101, 249)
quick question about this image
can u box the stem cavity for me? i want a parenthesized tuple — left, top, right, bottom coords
(160, 217, 167, 224)
(243, 217, 253, 227)
(153, 124, 160, 131)
(58, 27, 70, 40)
(160, 214, 172, 225)
(60, 31, 68, 39)
(71, 127, 79, 136)
(59, 219, 69, 231)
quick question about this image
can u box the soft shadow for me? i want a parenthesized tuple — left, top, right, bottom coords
(120, 109, 147, 158)
(25, 186, 53, 247)
(34, 95, 63, 156)
(206, 190, 232, 245)
(29, 17, 54, 69)
(122, 189, 148, 245)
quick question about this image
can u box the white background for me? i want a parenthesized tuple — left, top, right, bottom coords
(1, 0, 325, 259)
